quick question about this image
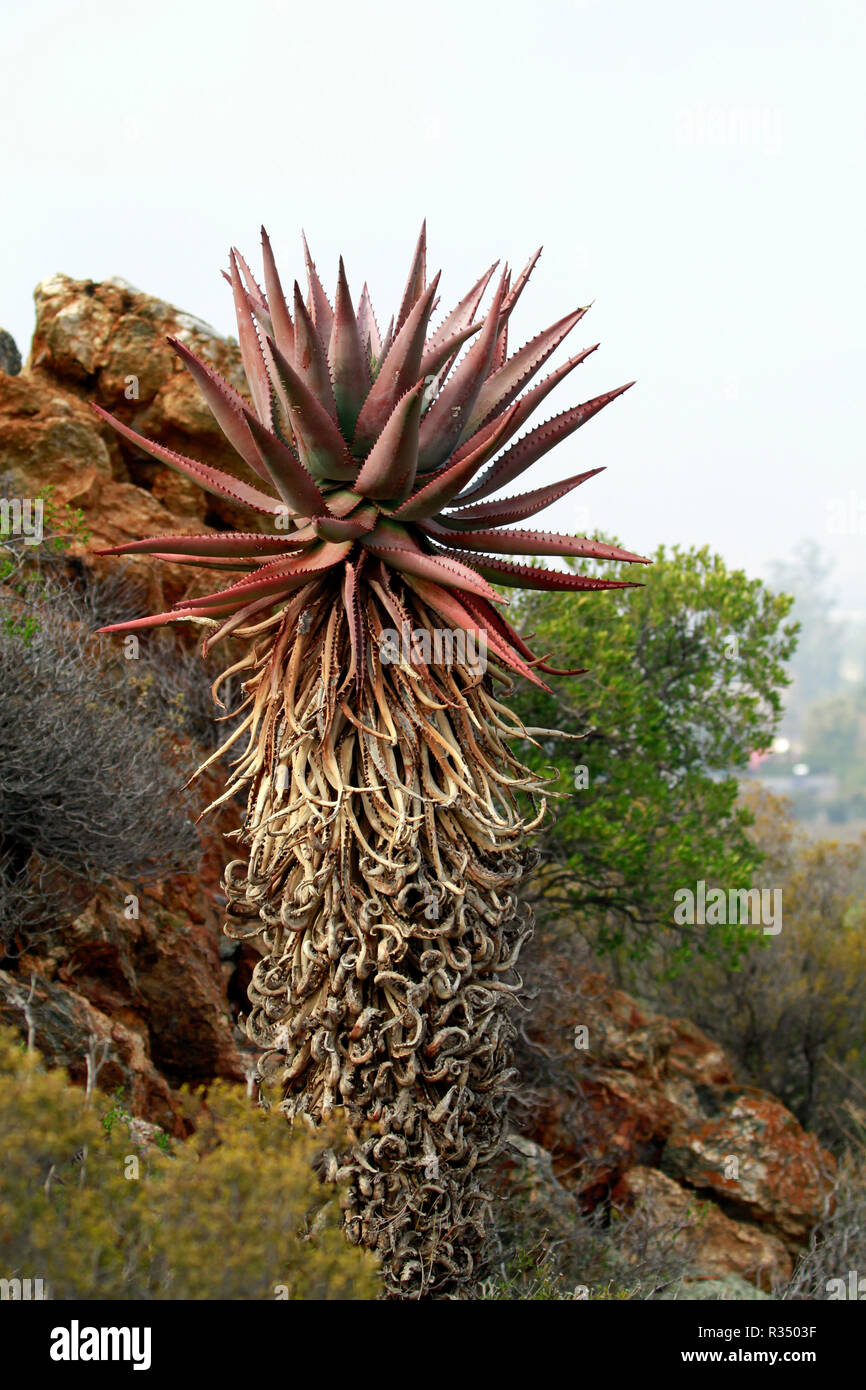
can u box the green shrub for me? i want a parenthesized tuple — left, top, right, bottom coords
(0, 1029, 378, 1300)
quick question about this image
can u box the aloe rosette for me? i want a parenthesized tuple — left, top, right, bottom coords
(94, 225, 644, 1297)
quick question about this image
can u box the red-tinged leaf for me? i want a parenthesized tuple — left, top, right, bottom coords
(357, 282, 382, 361)
(293, 282, 338, 420)
(451, 345, 599, 487)
(96, 531, 302, 559)
(425, 522, 648, 563)
(352, 277, 440, 455)
(261, 227, 295, 360)
(146, 553, 258, 569)
(456, 383, 634, 503)
(229, 251, 272, 425)
(353, 381, 425, 501)
(313, 505, 377, 541)
(457, 593, 586, 675)
(166, 336, 269, 479)
(267, 337, 357, 481)
(182, 542, 352, 609)
(417, 272, 508, 471)
(365, 541, 505, 605)
(90, 405, 283, 513)
(241, 408, 332, 516)
(460, 306, 590, 440)
(320, 488, 365, 517)
(394, 220, 426, 334)
(491, 270, 511, 371)
(301, 231, 334, 345)
(230, 279, 293, 428)
(378, 315, 395, 365)
(202, 590, 284, 656)
(97, 600, 248, 635)
(394, 402, 521, 520)
(417, 320, 482, 382)
(329, 258, 371, 438)
(440, 550, 644, 592)
(424, 262, 498, 361)
(401, 574, 550, 689)
(234, 248, 272, 332)
(439, 467, 604, 530)
(498, 247, 542, 325)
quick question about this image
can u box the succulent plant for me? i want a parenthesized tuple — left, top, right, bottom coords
(94, 225, 644, 1297)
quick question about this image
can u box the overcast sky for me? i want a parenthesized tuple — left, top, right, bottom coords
(4, 0, 864, 608)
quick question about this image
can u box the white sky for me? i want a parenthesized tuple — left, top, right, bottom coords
(4, 0, 864, 606)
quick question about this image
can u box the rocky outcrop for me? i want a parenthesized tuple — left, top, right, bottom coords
(0, 273, 836, 1294)
(520, 951, 835, 1287)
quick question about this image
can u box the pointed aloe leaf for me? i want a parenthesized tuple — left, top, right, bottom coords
(96, 532, 305, 559)
(423, 261, 498, 361)
(352, 276, 440, 454)
(460, 306, 590, 440)
(231, 276, 292, 428)
(439, 467, 604, 530)
(260, 226, 295, 360)
(229, 251, 272, 425)
(313, 505, 377, 541)
(445, 552, 644, 593)
(457, 593, 587, 676)
(378, 314, 395, 365)
(328, 258, 371, 438)
(183, 541, 352, 609)
(293, 282, 338, 420)
(425, 522, 648, 563)
(457, 382, 634, 503)
(90, 405, 283, 513)
(394, 401, 520, 520)
(145, 554, 259, 569)
(417, 272, 508, 471)
(491, 270, 511, 372)
(241, 408, 332, 516)
(451, 344, 598, 484)
(201, 590, 285, 656)
(353, 381, 425, 501)
(357, 283, 382, 361)
(267, 337, 357, 481)
(401, 574, 550, 689)
(364, 531, 505, 605)
(167, 336, 269, 480)
(418, 320, 481, 382)
(98, 604, 245, 634)
(234, 248, 272, 332)
(499, 247, 542, 325)
(395, 220, 426, 334)
(301, 231, 334, 345)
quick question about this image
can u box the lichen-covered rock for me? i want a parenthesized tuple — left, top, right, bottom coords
(613, 1164, 792, 1290)
(660, 1090, 835, 1246)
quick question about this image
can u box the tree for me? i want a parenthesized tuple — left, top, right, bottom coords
(510, 545, 797, 966)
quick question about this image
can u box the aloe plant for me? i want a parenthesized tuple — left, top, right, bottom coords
(95, 225, 644, 1297)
